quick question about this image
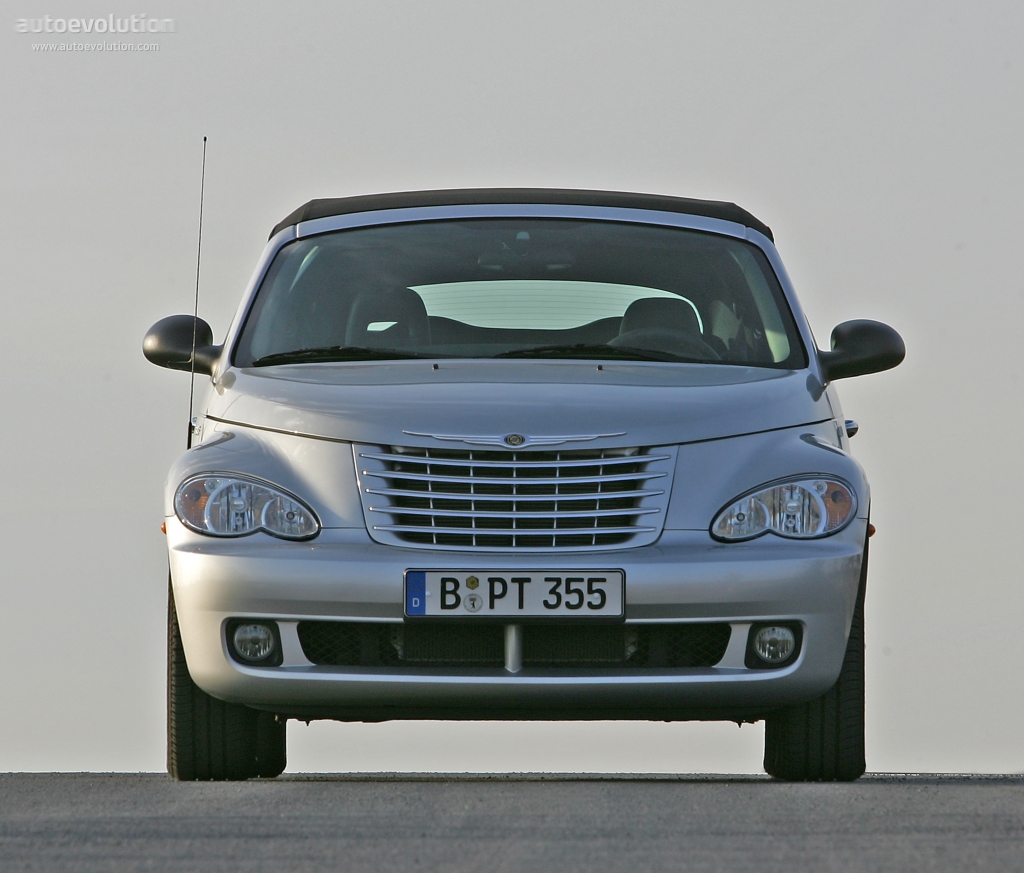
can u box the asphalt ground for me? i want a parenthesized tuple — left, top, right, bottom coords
(1, 773, 1022, 872)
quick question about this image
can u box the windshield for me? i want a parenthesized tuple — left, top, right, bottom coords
(233, 219, 806, 368)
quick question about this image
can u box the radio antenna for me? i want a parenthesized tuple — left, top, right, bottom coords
(187, 136, 207, 447)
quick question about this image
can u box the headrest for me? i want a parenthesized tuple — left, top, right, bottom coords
(345, 288, 430, 348)
(619, 296, 702, 337)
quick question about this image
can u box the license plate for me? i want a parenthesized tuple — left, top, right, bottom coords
(404, 570, 624, 618)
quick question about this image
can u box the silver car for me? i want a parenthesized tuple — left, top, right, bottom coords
(144, 189, 904, 782)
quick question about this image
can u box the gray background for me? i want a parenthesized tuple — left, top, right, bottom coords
(1, 1, 1020, 773)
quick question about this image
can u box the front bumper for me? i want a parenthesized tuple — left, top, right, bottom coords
(167, 518, 866, 721)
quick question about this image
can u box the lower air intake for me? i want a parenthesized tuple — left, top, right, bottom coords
(297, 622, 731, 669)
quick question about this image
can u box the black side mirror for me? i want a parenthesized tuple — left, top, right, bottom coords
(818, 319, 905, 382)
(143, 315, 223, 375)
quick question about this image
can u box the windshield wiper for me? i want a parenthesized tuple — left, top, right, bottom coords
(252, 346, 434, 366)
(254, 343, 705, 366)
(494, 343, 701, 363)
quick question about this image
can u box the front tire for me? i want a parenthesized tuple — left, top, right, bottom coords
(763, 542, 867, 782)
(167, 583, 287, 781)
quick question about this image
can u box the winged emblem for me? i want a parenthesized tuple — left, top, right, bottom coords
(401, 430, 625, 449)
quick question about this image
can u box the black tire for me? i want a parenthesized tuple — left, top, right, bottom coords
(254, 709, 288, 778)
(167, 583, 287, 781)
(763, 541, 867, 782)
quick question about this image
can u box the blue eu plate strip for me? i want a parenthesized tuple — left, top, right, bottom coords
(405, 571, 426, 616)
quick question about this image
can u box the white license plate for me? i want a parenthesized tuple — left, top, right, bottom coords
(404, 570, 624, 618)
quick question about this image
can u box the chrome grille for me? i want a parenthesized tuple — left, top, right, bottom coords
(355, 443, 676, 551)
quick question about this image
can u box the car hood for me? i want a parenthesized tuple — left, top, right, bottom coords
(203, 360, 831, 449)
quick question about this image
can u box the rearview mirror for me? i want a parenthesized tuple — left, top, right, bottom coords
(143, 315, 222, 375)
(818, 319, 905, 382)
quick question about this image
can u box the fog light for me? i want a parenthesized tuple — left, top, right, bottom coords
(753, 625, 796, 664)
(232, 623, 276, 662)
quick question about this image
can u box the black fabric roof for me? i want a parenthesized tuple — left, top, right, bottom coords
(270, 188, 773, 242)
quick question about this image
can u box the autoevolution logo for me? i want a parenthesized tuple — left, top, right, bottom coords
(14, 15, 175, 34)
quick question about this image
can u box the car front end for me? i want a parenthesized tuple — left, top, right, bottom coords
(145, 189, 903, 780)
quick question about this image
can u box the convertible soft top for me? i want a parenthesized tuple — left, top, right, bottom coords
(270, 188, 773, 242)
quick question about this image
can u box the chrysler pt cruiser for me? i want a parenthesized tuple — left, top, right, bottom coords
(144, 189, 904, 781)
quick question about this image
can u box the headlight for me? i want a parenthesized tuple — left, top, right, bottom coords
(175, 474, 320, 539)
(711, 477, 856, 541)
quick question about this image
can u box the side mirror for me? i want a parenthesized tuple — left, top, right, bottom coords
(143, 315, 223, 375)
(818, 319, 905, 382)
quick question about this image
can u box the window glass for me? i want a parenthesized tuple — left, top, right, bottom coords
(234, 219, 805, 368)
(410, 281, 698, 330)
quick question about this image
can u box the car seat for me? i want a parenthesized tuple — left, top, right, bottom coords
(345, 287, 431, 349)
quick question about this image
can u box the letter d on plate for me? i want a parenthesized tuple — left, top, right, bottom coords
(406, 571, 426, 616)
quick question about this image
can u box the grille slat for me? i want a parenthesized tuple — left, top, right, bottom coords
(356, 443, 675, 551)
(359, 451, 673, 469)
(365, 486, 666, 502)
(360, 469, 667, 487)
(369, 505, 662, 519)
(375, 524, 656, 536)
